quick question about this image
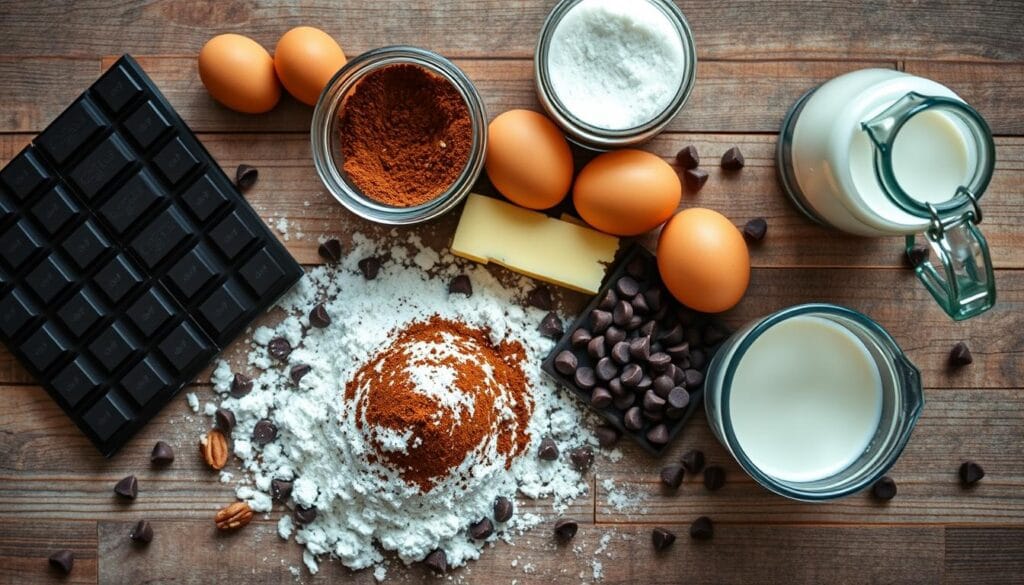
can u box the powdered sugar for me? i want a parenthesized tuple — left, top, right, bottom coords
(206, 232, 593, 574)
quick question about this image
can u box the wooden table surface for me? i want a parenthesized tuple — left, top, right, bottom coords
(2, 1, 1024, 583)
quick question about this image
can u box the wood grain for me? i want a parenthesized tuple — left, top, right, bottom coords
(0, 520, 97, 585)
(0, 0, 1022, 61)
(944, 527, 1024, 585)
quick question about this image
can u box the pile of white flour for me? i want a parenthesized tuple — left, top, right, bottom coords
(207, 232, 595, 575)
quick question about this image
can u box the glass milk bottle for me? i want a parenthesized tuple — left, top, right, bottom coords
(777, 69, 996, 320)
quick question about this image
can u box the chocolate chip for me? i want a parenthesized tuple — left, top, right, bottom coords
(616, 276, 640, 297)
(683, 368, 704, 389)
(130, 519, 154, 544)
(638, 320, 658, 339)
(597, 289, 618, 311)
(631, 293, 649, 314)
(271, 478, 293, 502)
(538, 312, 564, 340)
(646, 424, 670, 445)
(648, 352, 671, 371)
(574, 367, 596, 390)
(871, 476, 897, 501)
(689, 516, 714, 540)
(48, 550, 74, 574)
(668, 387, 691, 410)
(624, 406, 644, 431)
(721, 146, 745, 170)
(591, 387, 613, 408)
(591, 310, 612, 334)
(620, 363, 643, 387)
(538, 437, 559, 461)
(215, 408, 236, 432)
(151, 441, 175, 465)
(612, 300, 633, 327)
(424, 549, 447, 574)
(681, 450, 705, 474)
(652, 527, 677, 551)
(684, 168, 709, 191)
(643, 390, 666, 412)
(235, 164, 258, 191)
(358, 256, 380, 279)
(317, 238, 343, 263)
(959, 461, 985, 486)
(690, 349, 707, 369)
(294, 505, 318, 525)
(626, 256, 649, 279)
(949, 342, 973, 367)
(660, 323, 684, 346)
(605, 325, 626, 345)
(527, 286, 553, 310)
(653, 375, 674, 397)
(253, 419, 278, 445)
(660, 465, 684, 489)
(676, 145, 700, 170)
(230, 373, 253, 397)
(290, 364, 312, 384)
(704, 466, 726, 491)
(554, 350, 578, 375)
(494, 496, 515, 522)
(587, 336, 607, 360)
(448, 274, 473, 296)
(595, 425, 621, 448)
(610, 341, 631, 365)
(554, 518, 578, 542)
(570, 446, 594, 472)
(905, 243, 930, 268)
(644, 288, 663, 312)
(114, 475, 138, 500)
(613, 392, 636, 410)
(743, 217, 768, 242)
(595, 358, 618, 382)
(629, 336, 651, 361)
(267, 337, 292, 360)
(470, 517, 494, 540)
(571, 328, 593, 348)
(644, 407, 664, 423)
(608, 377, 625, 397)
(309, 303, 331, 328)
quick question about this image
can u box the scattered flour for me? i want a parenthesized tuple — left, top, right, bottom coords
(207, 232, 595, 575)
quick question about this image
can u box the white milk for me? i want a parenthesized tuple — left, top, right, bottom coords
(728, 315, 884, 483)
(849, 108, 972, 211)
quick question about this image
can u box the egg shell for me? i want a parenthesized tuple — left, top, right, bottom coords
(198, 34, 281, 114)
(485, 110, 574, 210)
(657, 208, 750, 313)
(573, 150, 681, 236)
(274, 26, 347, 106)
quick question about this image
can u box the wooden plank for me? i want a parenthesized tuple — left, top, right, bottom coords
(904, 61, 1024, 136)
(595, 389, 1024, 525)
(0, 0, 1022, 61)
(0, 519, 97, 585)
(0, 58, 101, 133)
(95, 519, 945, 585)
(944, 527, 1024, 585)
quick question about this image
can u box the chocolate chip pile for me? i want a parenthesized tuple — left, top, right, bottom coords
(542, 247, 729, 454)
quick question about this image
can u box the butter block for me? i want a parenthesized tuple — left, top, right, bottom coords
(451, 194, 619, 294)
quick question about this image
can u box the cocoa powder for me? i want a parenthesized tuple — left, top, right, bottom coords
(338, 64, 472, 207)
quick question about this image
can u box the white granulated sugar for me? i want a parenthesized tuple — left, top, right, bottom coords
(547, 0, 686, 130)
(275, 217, 290, 240)
(208, 232, 594, 575)
(373, 566, 387, 582)
(186, 392, 199, 413)
(204, 402, 217, 416)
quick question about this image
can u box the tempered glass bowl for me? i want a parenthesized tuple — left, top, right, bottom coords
(534, 0, 697, 150)
(311, 46, 488, 225)
(704, 304, 924, 501)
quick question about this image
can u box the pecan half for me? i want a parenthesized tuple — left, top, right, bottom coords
(200, 429, 229, 470)
(215, 501, 253, 531)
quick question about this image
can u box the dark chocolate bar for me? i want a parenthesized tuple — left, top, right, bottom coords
(0, 56, 303, 455)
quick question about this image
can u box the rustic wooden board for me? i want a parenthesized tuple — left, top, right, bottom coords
(0, 520, 97, 585)
(944, 527, 1024, 585)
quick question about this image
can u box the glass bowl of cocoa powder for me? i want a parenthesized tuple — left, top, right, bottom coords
(312, 46, 488, 225)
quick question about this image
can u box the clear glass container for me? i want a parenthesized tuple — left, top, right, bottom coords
(704, 304, 923, 501)
(311, 46, 488, 225)
(534, 0, 697, 150)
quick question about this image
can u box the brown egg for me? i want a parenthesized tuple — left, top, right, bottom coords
(657, 208, 750, 313)
(198, 34, 281, 114)
(274, 26, 347, 106)
(573, 150, 681, 236)
(485, 110, 574, 210)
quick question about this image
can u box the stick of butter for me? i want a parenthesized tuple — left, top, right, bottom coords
(451, 194, 619, 294)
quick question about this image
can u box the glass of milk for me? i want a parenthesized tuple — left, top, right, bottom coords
(704, 304, 923, 501)
(777, 70, 996, 321)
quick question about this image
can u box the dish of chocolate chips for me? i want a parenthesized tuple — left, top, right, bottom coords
(542, 246, 730, 455)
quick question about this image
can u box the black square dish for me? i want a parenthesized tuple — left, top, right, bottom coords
(541, 245, 730, 456)
(0, 56, 303, 455)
